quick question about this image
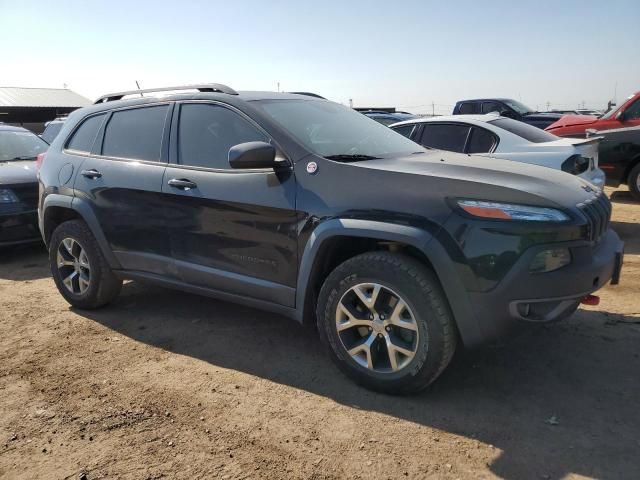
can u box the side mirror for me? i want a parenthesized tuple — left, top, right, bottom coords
(615, 110, 626, 121)
(500, 110, 516, 119)
(228, 141, 277, 169)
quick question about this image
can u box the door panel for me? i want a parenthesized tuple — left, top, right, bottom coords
(74, 158, 173, 276)
(162, 167, 298, 305)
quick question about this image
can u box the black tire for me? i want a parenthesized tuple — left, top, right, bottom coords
(316, 251, 457, 394)
(628, 162, 640, 201)
(49, 220, 122, 309)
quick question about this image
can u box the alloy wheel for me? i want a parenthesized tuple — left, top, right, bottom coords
(335, 283, 420, 373)
(56, 238, 91, 295)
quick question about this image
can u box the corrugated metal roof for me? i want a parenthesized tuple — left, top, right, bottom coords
(0, 87, 91, 108)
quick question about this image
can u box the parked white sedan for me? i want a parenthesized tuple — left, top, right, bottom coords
(390, 114, 605, 187)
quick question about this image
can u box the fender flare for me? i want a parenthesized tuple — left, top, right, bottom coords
(294, 218, 483, 346)
(41, 194, 121, 269)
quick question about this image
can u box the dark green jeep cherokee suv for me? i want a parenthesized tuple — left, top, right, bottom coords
(38, 85, 624, 393)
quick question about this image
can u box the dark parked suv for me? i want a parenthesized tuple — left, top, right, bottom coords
(453, 98, 563, 129)
(38, 85, 624, 393)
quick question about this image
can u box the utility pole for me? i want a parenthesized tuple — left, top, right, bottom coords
(349, 99, 353, 109)
(277, 82, 280, 93)
(546, 101, 551, 111)
(432, 101, 435, 117)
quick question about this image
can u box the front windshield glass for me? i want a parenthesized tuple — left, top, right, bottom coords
(0, 130, 49, 161)
(252, 99, 425, 159)
(502, 99, 535, 115)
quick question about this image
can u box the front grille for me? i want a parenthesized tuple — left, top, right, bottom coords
(8, 183, 39, 210)
(578, 190, 611, 242)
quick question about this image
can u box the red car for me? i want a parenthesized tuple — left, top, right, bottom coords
(545, 91, 640, 138)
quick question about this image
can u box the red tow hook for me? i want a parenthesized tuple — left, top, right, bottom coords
(581, 294, 600, 306)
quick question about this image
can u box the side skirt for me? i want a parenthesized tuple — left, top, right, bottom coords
(114, 270, 298, 320)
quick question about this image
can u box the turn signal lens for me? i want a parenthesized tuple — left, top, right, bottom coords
(529, 248, 571, 273)
(457, 200, 570, 222)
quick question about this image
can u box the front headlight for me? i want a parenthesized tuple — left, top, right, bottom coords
(0, 189, 19, 204)
(457, 200, 570, 222)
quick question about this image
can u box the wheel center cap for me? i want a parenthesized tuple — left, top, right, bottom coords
(372, 318, 385, 334)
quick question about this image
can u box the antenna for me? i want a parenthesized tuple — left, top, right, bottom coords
(135, 80, 143, 97)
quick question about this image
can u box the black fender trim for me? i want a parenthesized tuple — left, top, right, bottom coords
(294, 218, 483, 346)
(41, 194, 121, 269)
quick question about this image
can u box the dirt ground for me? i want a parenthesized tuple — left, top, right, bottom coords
(0, 188, 638, 480)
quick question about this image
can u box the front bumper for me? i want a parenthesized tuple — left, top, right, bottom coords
(467, 228, 624, 342)
(0, 208, 41, 246)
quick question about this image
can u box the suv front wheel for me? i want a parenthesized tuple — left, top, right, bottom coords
(49, 220, 122, 309)
(317, 252, 457, 394)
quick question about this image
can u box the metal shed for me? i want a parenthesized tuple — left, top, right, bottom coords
(0, 87, 91, 133)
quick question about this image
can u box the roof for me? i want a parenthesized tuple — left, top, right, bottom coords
(390, 113, 500, 127)
(0, 87, 91, 108)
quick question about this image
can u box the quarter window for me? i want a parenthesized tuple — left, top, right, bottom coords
(178, 103, 269, 169)
(392, 125, 416, 139)
(419, 124, 470, 153)
(67, 114, 106, 153)
(458, 103, 478, 114)
(101, 105, 169, 161)
(467, 127, 497, 153)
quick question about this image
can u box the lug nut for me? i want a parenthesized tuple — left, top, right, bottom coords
(385, 326, 391, 332)
(380, 314, 386, 320)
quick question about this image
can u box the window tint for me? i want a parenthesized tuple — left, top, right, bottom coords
(392, 125, 416, 139)
(419, 124, 470, 153)
(178, 103, 269, 169)
(624, 99, 640, 120)
(67, 114, 106, 153)
(41, 122, 64, 144)
(489, 118, 558, 143)
(467, 127, 497, 153)
(458, 102, 478, 114)
(0, 130, 48, 161)
(102, 106, 168, 161)
(482, 102, 502, 114)
(373, 116, 399, 126)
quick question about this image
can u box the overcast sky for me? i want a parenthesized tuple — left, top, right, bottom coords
(1, 0, 638, 114)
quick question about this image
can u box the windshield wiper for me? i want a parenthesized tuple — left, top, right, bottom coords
(324, 154, 380, 162)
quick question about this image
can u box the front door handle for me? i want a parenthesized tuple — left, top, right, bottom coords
(81, 169, 102, 179)
(168, 178, 197, 190)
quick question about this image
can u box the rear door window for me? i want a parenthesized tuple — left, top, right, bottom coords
(467, 127, 497, 153)
(101, 105, 169, 161)
(66, 114, 106, 153)
(481, 102, 502, 114)
(419, 124, 470, 153)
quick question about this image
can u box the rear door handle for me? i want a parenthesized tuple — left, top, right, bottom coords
(81, 169, 102, 179)
(168, 178, 197, 190)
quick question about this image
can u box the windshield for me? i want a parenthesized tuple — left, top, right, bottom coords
(252, 100, 425, 159)
(489, 117, 559, 143)
(0, 130, 49, 161)
(502, 99, 535, 115)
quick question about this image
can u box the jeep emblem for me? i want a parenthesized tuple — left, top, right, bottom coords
(306, 162, 318, 174)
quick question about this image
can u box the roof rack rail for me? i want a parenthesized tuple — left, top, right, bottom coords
(94, 83, 238, 104)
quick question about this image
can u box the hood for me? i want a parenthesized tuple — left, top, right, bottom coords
(0, 160, 38, 185)
(353, 151, 598, 209)
(545, 114, 598, 130)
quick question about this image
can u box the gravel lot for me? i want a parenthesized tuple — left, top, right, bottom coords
(1, 187, 639, 480)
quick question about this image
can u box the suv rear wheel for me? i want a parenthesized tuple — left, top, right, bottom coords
(317, 252, 457, 394)
(628, 162, 640, 201)
(49, 220, 122, 309)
